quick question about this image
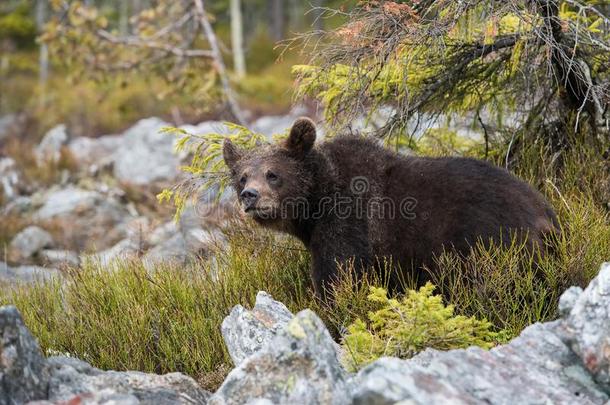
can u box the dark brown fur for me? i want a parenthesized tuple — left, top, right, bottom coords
(223, 118, 559, 298)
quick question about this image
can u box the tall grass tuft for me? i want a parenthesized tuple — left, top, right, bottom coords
(0, 229, 382, 390)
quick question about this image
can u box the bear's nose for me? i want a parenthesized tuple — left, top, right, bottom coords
(240, 188, 259, 209)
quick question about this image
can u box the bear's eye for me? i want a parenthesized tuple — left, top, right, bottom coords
(239, 175, 247, 186)
(266, 171, 279, 183)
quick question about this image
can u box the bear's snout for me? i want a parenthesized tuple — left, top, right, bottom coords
(240, 188, 259, 211)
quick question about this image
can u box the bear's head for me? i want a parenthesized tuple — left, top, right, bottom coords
(223, 117, 317, 226)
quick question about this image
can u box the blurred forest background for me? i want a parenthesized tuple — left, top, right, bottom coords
(0, 0, 348, 139)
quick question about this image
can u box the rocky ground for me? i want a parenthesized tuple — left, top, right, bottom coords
(0, 109, 315, 284)
(1, 262, 610, 404)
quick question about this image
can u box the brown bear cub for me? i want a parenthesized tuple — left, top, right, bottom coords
(223, 118, 558, 298)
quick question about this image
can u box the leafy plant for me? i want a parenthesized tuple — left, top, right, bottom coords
(342, 284, 497, 371)
(157, 123, 268, 220)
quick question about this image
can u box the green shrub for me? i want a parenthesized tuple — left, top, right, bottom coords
(0, 227, 375, 390)
(342, 284, 497, 371)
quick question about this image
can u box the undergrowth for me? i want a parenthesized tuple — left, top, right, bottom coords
(0, 135, 608, 390)
(342, 284, 497, 371)
(1, 228, 378, 391)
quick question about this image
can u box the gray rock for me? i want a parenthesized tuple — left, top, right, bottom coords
(250, 106, 312, 141)
(35, 187, 99, 220)
(45, 356, 211, 405)
(2, 196, 32, 215)
(34, 187, 130, 251)
(0, 305, 49, 404)
(177, 121, 232, 160)
(562, 262, 610, 390)
(350, 321, 607, 404)
(251, 115, 296, 140)
(86, 238, 140, 267)
(39, 249, 80, 268)
(29, 391, 140, 405)
(0, 265, 60, 285)
(148, 221, 178, 246)
(350, 357, 467, 405)
(0, 114, 19, 141)
(8, 226, 54, 262)
(142, 233, 187, 270)
(184, 227, 224, 255)
(36, 124, 68, 162)
(142, 217, 222, 271)
(210, 309, 351, 405)
(558, 285, 584, 317)
(68, 135, 122, 169)
(112, 117, 181, 185)
(0, 157, 20, 202)
(221, 291, 294, 366)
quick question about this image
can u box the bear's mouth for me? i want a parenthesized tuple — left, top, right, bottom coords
(244, 206, 276, 218)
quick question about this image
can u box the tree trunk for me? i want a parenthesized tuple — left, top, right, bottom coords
(287, 0, 304, 33)
(194, 0, 246, 125)
(269, 0, 284, 41)
(36, 0, 49, 85)
(119, 0, 129, 35)
(230, 0, 246, 78)
(133, 0, 142, 16)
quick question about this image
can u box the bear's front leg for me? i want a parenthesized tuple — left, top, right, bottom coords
(309, 221, 372, 301)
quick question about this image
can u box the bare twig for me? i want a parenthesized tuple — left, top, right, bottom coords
(96, 29, 214, 58)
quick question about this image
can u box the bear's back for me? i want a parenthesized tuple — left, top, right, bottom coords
(317, 134, 557, 270)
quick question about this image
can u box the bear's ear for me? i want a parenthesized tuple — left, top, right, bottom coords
(223, 139, 243, 171)
(285, 117, 316, 158)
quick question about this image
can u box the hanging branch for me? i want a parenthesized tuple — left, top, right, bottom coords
(292, 0, 609, 147)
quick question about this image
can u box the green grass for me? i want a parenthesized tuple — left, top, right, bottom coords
(0, 228, 381, 390)
(1, 139, 608, 390)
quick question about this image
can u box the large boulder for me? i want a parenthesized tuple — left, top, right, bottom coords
(68, 135, 123, 170)
(221, 291, 294, 366)
(45, 356, 210, 405)
(34, 187, 130, 251)
(0, 114, 20, 142)
(210, 310, 351, 405)
(142, 225, 222, 271)
(561, 262, 610, 390)
(35, 124, 69, 162)
(0, 157, 20, 202)
(84, 238, 140, 268)
(0, 306, 49, 404)
(212, 263, 610, 404)
(349, 321, 607, 404)
(142, 233, 188, 270)
(112, 117, 180, 185)
(250, 106, 311, 140)
(8, 226, 54, 262)
(0, 307, 211, 405)
(0, 264, 60, 285)
(38, 249, 80, 268)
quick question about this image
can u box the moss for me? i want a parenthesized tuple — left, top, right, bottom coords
(287, 318, 307, 340)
